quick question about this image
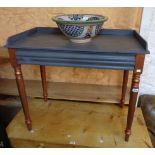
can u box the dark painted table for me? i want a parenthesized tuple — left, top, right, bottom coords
(5, 27, 149, 141)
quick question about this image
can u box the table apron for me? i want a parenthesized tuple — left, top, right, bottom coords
(16, 49, 136, 70)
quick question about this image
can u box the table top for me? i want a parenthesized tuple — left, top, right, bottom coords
(6, 27, 149, 54)
(6, 27, 149, 70)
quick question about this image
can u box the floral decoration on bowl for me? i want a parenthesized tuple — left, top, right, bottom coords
(52, 14, 108, 43)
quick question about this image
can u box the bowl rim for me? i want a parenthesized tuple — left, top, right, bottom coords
(52, 14, 108, 25)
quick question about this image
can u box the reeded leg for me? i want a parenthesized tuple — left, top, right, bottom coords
(125, 55, 145, 141)
(9, 48, 32, 130)
(120, 70, 129, 108)
(40, 65, 48, 102)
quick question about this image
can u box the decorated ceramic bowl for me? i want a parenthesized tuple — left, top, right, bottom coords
(52, 14, 108, 43)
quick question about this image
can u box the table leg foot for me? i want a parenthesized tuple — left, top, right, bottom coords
(25, 120, 32, 131)
(125, 130, 131, 141)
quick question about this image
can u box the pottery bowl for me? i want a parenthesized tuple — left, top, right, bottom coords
(52, 14, 108, 43)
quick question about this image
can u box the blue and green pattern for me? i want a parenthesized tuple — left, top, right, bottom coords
(95, 24, 103, 35)
(59, 24, 84, 37)
(68, 14, 84, 21)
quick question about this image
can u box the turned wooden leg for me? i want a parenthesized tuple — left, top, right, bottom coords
(125, 71, 140, 141)
(15, 65, 32, 130)
(125, 55, 145, 141)
(40, 65, 48, 102)
(9, 48, 32, 130)
(120, 70, 129, 108)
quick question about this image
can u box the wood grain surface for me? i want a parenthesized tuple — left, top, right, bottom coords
(6, 98, 152, 148)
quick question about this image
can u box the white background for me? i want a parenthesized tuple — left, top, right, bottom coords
(140, 8, 155, 95)
(0, 0, 155, 154)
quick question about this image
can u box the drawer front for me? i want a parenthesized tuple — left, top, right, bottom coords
(16, 49, 136, 70)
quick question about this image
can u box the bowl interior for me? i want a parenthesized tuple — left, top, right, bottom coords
(53, 14, 108, 24)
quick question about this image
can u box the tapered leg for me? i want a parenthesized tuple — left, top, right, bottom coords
(120, 70, 129, 108)
(15, 65, 32, 130)
(40, 65, 48, 102)
(125, 55, 145, 141)
(8, 48, 32, 130)
(125, 71, 140, 141)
